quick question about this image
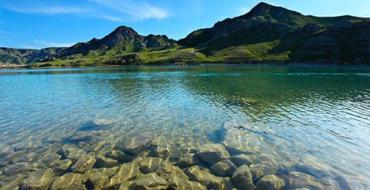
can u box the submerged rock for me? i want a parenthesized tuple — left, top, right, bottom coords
(0, 144, 14, 158)
(59, 145, 87, 161)
(256, 174, 285, 190)
(0, 174, 24, 190)
(139, 157, 164, 174)
(287, 171, 324, 189)
(231, 154, 253, 167)
(20, 169, 55, 190)
(85, 169, 110, 190)
(71, 154, 96, 173)
(184, 166, 224, 189)
(3, 162, 33, 176)
(197, 144, 230, 165)
(105, 149, 134, 163)
(105, 160, 141, 189)
(78, 119, 112, 131)
(50, 173, 87, 190)
(231, 165, 255, 190)
(66, 131, 101, 143)
(210, 159, 237, 177)
(120, 133, 157, 155)
(177, 153, 201, 168)
(95, 155, 118, 168)
(129, 173, 169, 190)
(250, 164, 278, 181)
(50, 159, 73, 174)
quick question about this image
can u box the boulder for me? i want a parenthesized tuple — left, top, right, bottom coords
(231, 154, 253, 167)
(120, 133, 157, 155)
(95, 155, 118, 168)
(0, 144, 14, 158)
(85, 170, 110, 190)
(50, 173, 87, 190)
(0, 174, 24, 190)
(50, 159, 73, 174)
(59, 145, 87, 161)
(287, 171, 324, 189)
(139, 157, 164, 174)
(105, 149, 134, 163)
(3, 162, 32, 176)
(71, 154, 96, 173)
(256, 175, 285, 190)
(250, 164, 277, 181)
(184, 166, 224, 189)
(197, 144, 230, 165)
(129, 173, 169, 190)
(210, 159, 237, 177)
(20, 169, 55, 190)
(177, 153, 201, 168)
(231, 165, 255, 190)
(105, 160, 141, 189)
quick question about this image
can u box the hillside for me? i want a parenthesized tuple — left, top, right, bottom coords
(2, 2, 370, 66)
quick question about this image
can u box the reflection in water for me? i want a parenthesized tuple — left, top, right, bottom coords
(0, 65, 370, 189)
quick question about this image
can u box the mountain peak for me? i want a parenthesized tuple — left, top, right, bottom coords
(247, 2, 298, 17)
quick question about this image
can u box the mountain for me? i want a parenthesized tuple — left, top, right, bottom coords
(0, 47, 64, 65)
(57, 26, 177, 58)
(2, 2, 370, 66)
(179, 2, 370, 63)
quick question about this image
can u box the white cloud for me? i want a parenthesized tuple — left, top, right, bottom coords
(7, 5, 91, 15)
(33, 40, 75, 48)
(91, 0, 168, 20)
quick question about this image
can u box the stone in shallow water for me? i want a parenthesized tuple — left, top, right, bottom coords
(129, 172, 169, 190)
(231, 165, 255, 190)
(3, 162, 32, 176)
(0, 150, 27, 167)
(0, 174, 24, 190)
(50, 173, 87, 190)
(66, 131, 101, 143)
(139, 157, 164, 174)
(287, 171, 324, 190)
(105, 160, 141, 189)
(94, 155, 118, 168)
(210, 159, 237, 177)
(105, 149, 134, 163)
(177, 153, 201, 168)
(120, 133, 157, 155)
(78, 119, 112, 131)
(59, 145, 87, 161)
(256, 174, 285, 190)
(197, 144, 230, 165)
(0, 144, 14, 158)
(184, 166, 224, 189)
(20, 168, 55, 190)
(71, 154, 96, 174)
(85, 169, 110, 190)
(250, 164, 278, 181)
(231, 154, 253, 167)
(50, 159, 73, 174)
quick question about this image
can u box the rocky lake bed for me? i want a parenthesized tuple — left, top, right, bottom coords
(0, 119, 361, 190)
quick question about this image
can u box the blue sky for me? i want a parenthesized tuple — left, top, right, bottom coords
(1, 0, 370, 49)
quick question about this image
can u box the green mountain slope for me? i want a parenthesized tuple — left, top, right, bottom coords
(2, 2, 370, 66)
(0, 47, 64, 65)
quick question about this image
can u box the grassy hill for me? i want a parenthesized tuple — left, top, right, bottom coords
(2, 2, 370, 67)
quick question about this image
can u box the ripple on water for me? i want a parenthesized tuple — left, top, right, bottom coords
(0, 65, 370, 189)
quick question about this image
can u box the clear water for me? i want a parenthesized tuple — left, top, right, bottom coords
(1, 65, 370, 189)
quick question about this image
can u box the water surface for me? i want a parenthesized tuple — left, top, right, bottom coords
(1, 65, 370, 189)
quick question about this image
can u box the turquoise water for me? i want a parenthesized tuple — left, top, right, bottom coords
(0, 65, 370, 189)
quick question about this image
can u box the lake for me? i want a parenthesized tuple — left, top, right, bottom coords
(0, 65, 370, 189)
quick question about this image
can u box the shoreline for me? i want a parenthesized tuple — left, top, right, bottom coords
(1, 61, 368, 70)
